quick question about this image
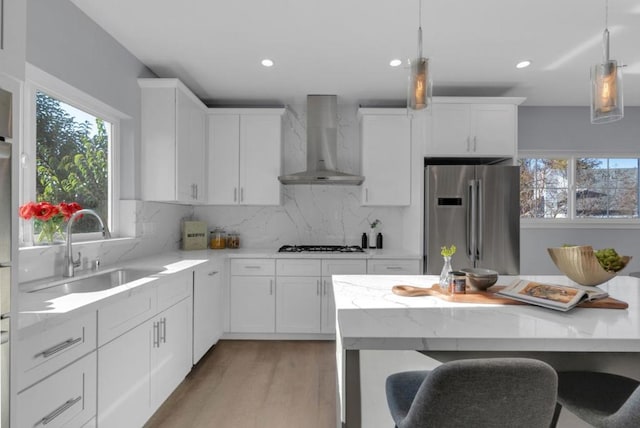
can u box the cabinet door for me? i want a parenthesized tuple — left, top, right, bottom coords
(151, 298, 192, 412)
(176, 89, 205, 202)
(229, 276, 275, 333)
(321, 260, 367, 333)
(429, 104, 471, 155)
(239, 115, 282, 205)
(208, 114, 240, 204)
(0, 0, 26, 79)
(193, 261, 223, 364)
(98, 320, 152, 428)
(17, 352, 96, 428)
(361, 114, 411, 206)
(470, 104, 516, 156)
(276, 276, 321, 333)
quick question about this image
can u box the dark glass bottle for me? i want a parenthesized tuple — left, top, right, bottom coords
(361, 233, 368, 249)
(376, 233, 383, 249)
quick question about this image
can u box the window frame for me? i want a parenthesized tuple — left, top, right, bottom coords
(518, 151, 640, 229)
(20, 64, 123, 246)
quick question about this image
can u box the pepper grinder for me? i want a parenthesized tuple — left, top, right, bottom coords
(376, 232, 383, 249)
(361, 233, 368, 249)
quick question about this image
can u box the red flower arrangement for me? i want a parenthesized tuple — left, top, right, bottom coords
(19, 201, 83, 244)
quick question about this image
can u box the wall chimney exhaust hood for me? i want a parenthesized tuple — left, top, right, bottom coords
(278, 95, 364, 185)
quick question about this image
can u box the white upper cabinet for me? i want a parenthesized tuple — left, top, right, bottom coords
(207, 109, 284, 205)
(427, 98, 525, 157)
(0, 0, 26, 80)
(359, 109, 411, 206)
(139, 78, 206, 203)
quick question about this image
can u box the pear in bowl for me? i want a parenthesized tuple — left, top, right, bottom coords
(547, 245, 631, 286)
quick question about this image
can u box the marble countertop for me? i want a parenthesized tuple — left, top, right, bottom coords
(333, 274, 640, 352)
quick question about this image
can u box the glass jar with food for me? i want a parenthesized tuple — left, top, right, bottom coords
(226, 231, 240, 249)
(210, 228, 226, 249)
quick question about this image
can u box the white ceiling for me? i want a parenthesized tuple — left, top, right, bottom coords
(70, 0, 640, 107)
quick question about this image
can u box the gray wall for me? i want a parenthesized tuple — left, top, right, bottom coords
(26, 0, 156, 199)
(518, 106, 640, 274)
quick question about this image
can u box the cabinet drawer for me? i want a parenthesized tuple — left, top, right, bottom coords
(98, 287, 156, 346)
(157, 271, 192, 313)
(17, 351, 97, 428)
(17, 311, 97, 391)
(276, 259, 321, 276)
(367, 259, 421, 275)
(231, 259, 275, 276)
(322, 259, 367, 276)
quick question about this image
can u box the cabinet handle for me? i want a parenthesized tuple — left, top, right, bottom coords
(365, 188, 369, 203)
(40, 396, 81, 425)
(473, 136, 477, 152)
(35, 336, 82, 359)
(208, 271, 219, 276)
(160, 317, 167, 343)
(269, 279, 273, 295)
(153, 321, 159, 348)
(233, 187, 237, 202)
(385, 266, 403, 270)
(0, 0, 4, 50)
(323, 280, 328, 296)
(245, 265, 261, 269)
(240, 187, 244, 202)
(195, 184, 199, 200)
(317, 280, 320, 296)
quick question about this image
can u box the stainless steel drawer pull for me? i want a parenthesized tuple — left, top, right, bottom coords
(153, 322, 159, 348)
(160, 317, 167, 343)
(208, 271, 219, 276)
(385, 266, 403, 270)
(40, 396, 81, 425)
(245, 266, 261, 269)
(36, 336, 82, 359)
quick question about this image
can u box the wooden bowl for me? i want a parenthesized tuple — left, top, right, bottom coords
(547, 245, 632, 286)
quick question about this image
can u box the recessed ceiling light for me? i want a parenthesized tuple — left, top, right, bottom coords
(261, 59, 274, 67)
(516, 60, 532, 69)
(389, 59, 402, 67)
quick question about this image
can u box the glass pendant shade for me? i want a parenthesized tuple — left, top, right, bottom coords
(590, 60, 623, 124)
(409, 57, 430, 110)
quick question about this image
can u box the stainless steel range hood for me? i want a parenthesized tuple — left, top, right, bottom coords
(278, 95, 364, 185)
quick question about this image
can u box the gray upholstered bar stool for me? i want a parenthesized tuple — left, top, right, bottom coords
(385, 358, 558, 428)
(550, 371, 640, 427)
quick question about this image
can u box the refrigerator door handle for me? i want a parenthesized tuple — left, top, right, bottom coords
(467, 180, 476, 262)
(476, 179, 483, 262)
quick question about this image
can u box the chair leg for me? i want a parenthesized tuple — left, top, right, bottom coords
(549, 403, 562, 428)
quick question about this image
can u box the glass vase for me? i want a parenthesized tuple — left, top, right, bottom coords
(439, 256, 453, 288)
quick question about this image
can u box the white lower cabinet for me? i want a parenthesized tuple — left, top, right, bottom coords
(17, 351, 97, 428)
(229, 259, 276, 333)
(193, 259, 224, 364)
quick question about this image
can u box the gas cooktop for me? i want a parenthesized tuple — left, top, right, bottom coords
(277, 245, 365, 253)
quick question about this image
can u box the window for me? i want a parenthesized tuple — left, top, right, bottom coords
(519, 156, 640, 221)
(21, 66, 121, 245)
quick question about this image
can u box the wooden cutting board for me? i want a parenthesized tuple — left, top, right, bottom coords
(391, 284, 629, 309)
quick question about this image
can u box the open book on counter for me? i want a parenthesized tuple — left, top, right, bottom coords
(496, 280, 609, 312)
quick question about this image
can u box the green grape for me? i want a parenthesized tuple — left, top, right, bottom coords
(594, 248, 625, 272)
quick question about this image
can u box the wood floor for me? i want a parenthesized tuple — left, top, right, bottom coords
(145, 340, 337, 428)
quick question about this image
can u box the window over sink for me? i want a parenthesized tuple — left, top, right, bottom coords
(20, 66, 121, 245)
(519, 155, 640, 225)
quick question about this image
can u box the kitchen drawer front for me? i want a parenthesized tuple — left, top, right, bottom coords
(276, 259, 321, 276)
(17, 311, 97, 392)
(16, 351, 97, 428)
(322, 259, 367, 276)
(98, 287, 156, 346)
(231, 258, 275, 276)
(367, 259, 421, 275)
(157, 271, 192, 313)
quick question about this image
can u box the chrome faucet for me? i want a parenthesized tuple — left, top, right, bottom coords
(63, 209, 112, 277)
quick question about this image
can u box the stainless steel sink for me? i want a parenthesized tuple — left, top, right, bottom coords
(28, 268, 160, 294)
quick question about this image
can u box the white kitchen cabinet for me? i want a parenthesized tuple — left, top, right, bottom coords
(207, 109, 284, 205)
(139, 78, 206, 203)
(17, 351, 96, 428)
(0, 0, 26, 80)
(428, 98, 524, 157)
(359, 109, 411, 206)
(367, 259, 421, 275)
(229, 259, 276, 333)
(16, 310, 96, 391)
(193, 259, 224, 364)
(320, 259, 367, 333)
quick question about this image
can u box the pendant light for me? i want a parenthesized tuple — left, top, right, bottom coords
(409, 0, 431, 110)
(590, 0, 623, 124)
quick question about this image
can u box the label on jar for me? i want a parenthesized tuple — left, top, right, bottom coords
(450, 271, 466, 294)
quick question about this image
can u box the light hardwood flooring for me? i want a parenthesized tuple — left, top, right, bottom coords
(145, 340, 337, 428)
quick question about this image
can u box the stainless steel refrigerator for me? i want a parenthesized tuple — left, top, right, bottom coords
(424, 164, 520, 275)
(0, 87, 12, 428)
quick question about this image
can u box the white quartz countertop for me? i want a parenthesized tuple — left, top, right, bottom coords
(333, 274, 640, 352)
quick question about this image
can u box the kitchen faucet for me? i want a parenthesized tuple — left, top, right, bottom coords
(63, 209, 111, 277)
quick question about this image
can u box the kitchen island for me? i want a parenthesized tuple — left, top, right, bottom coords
(333, 274, 640, 428)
